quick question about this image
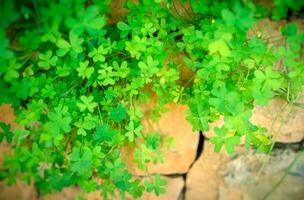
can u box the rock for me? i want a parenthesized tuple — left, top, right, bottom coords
(123, 103, 199, 175)
(185, 141, 230, 200)
(0, 104, 18, 128)
(222, 148, 304, 200)
(41, 187, 80, 200)
(0, 180, 37, 200)
(186, 140, 304, 200)
(251, 98, 304, 143)
(247, 19, 285, 49)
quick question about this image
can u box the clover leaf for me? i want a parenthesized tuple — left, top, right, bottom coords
(0, 122, 13, 144)
(88, 45, 108, 63)
(56, 31, 84, 57)
(77, 95, 98, 113)
(76, 60, 94, 79)
(208, 39, 231, 57)
(144, 174, 167, 196)
(70, 146, 93, 175)
(117, 21, 131, 38)
(110, 105, 127, 123)
(125, 120, 143, 142)
(38, 50, 58, 70)
(93, 124, 116, 143)
(210, 126, 240, 154)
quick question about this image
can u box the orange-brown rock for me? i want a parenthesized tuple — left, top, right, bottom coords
(251, 98, 304, 143)
(186, 141, 304, 200)
(0, 180, 37, 200)
(123, 103, 199, 175)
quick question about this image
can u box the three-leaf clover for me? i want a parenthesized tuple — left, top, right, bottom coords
(77, 96, 98, 112)
(125, 120, 143, 142)
(38, 50, 58, 70)
(74, 114, 97, 136)
(56, 31, 84, 57)
(46, 105, 72, 136)
(65, 6, 106, 34)
(76, 60, 94, 79)
(254, 67, 282, 90)
(221, 2, 255, 31)
(88, 45, 108, 63)
(70, 146, 93, 175)
(93, 124, 116, 143)
(113, 61, 130, 79)
(0, 122, 13, 144)
(98, 64, 117, 86)
(3, 58, 21, 81)
(110, 105, 127, 123)
(210, 126, 240, 154)
(144, 174, 167, 196)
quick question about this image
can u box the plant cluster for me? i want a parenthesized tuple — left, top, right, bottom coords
(0, 0, 303, 199)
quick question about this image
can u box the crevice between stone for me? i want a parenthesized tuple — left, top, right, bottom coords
(161, 131, 206, 200)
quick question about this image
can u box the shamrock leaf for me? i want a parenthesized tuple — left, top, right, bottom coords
(76, 60, 94, 79)
(141, 22, 157, 36)
(3, 58, 21, 82)
(252, 67, 283, 105)
(105, 159, 132, 191)
(281, 23, 297, 36)
(208, 39, 231, 57)
(56, 64, 71, 77)
(47, 105, 72, 135)
(0, 30, 13, 60)
(97, 65, 117, 86)
(222, 2, 255, 31)
(138, 56, 159, 83)
(112, 61, 130, 78)
(77, 96, 98, 112)
(75, 114, 97, 136)
(210, 126, 240, 154)
(38, 50, 58, 70)
(125, 120, 142, 142)
(56, 31, 84, 57)
(144, 174, 167, 196)
(254, 67, 282, 89)
(110, 105, 127, 123)
(186, 101, 210, 131)
(65, 6, 106, 34)
(70, 146, 92, 175)
(88, 45, 108, 63)
(117, 21, 131, 38)
(129, 179, 145, 198)
(125, 36, 147, 59)
(209, 85, 243, 114)
(0, 122, 13, 144)
(145, 132, 160, 150)
(93, 124, 116, 143)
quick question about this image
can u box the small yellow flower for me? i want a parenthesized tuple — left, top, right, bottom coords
(240, 86, 246, 91)
(257, 31, 262, 38)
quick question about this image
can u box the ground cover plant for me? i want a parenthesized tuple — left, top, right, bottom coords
(0, 0, 303, 199)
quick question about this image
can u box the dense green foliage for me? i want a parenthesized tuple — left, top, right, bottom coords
(0, 0, 303, 199)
